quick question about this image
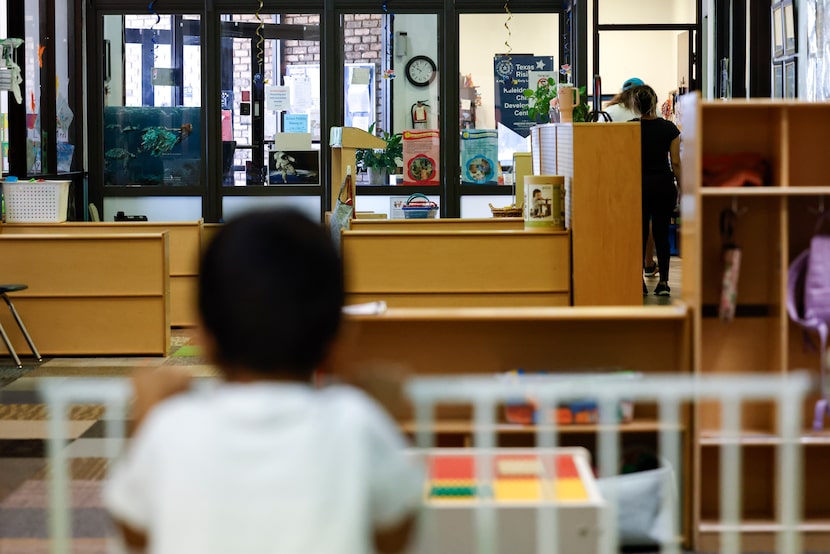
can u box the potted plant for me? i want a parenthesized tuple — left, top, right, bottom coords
(523, 79, 591, 124)
(355, 123, 403, 185)
(523, 77, 559, 124)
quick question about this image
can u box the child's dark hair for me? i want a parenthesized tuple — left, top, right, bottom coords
(199, 209, 344, 377)
(631, 85, 658, 118)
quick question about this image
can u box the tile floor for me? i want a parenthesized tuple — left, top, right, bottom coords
(642, 256, 682, 307)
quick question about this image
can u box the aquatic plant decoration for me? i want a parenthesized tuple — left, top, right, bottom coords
(139, 124, 192, 157)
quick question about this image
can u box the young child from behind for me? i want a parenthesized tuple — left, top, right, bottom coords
(104, 208, 423, 554)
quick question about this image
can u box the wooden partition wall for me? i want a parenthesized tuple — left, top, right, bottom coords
(0, 221, 202, 326)
(0, 233, 170, 355)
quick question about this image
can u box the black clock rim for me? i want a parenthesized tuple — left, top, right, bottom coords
(405, 55, 437, 87)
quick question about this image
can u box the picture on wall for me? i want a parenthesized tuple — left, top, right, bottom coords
(268, 149, 320, 185)
(784, 61, 796, 98)
(773, 64, 784, 99)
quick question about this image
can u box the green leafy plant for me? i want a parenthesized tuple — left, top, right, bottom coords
(572, 85, 590, 123)
(355, 123, 403, 172)
(522, 77, 558, 124)
(522, 81, 591, 123)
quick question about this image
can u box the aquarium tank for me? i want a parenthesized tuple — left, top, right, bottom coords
(103, 107, 201, 186)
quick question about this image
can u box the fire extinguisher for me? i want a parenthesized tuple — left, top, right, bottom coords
(411, 100, 429, 128)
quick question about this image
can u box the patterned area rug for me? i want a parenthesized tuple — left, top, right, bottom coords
(0, 329, 211, 552)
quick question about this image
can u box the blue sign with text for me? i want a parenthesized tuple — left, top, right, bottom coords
(493, 55, 555, 138)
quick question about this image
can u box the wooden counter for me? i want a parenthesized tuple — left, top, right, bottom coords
(0, 233, 170, 356)
(342, 228, 571, 307)
(349, 217, 524, 231)
(0, 221, 201, 326)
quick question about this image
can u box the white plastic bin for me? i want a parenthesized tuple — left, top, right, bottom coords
(3, 180, 70, 223)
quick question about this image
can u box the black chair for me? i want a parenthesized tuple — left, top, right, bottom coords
(0, 284, 42, 368)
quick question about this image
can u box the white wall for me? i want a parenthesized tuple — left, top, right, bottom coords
(391, 14, 440, 134)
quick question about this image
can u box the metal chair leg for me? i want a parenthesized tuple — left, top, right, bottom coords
(1, 293, 42, 362)
(0, 319, 22, 368)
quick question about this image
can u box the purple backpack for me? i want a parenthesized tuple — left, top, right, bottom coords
(787, 215, 830, 430)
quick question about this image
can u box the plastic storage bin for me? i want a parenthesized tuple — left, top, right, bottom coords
(3, 180, 70, 223)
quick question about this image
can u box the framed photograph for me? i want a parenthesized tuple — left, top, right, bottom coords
(772, 6, 784, 58)
(773, 63, 784, 99)
(784, 2, 796, 55)
(784, 60, 797, 98)
(267, 149, 320, 185)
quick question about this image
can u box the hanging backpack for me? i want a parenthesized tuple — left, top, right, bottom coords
(787, 213, 830, 430)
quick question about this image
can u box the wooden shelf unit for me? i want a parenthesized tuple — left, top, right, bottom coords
(680, 94, 830, 549)
(530, 122, 642, 306)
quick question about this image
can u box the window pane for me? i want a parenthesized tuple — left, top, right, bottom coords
(220, 13, 321, 187)
(784, 4, 796, 55)
(55, 0, 77, 172)
(103, 14, 202, 187)
(25, 0, 42, 174)
(597, 0, 696, 25)
(460, 13, 558, 173)
(345, 13, 440, 187)
(599, 31, 684, 108)
(1, 0, 10, 173)
(772, 7, 784, 58)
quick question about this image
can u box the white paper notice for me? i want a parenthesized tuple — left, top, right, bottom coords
(351, 67, 371, 85)
(287, 76, 313, 110)
(265, 86, 291, 111)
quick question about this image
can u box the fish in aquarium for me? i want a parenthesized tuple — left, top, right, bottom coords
(138, 124, 193, 157)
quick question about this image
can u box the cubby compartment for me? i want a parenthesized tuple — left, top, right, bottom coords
(700, 196, 783, 308)
(786, 105, 830, 188)
(699, 444, 777, 523)
(700, 104, 784, 187)
(803, 446, 830, 521)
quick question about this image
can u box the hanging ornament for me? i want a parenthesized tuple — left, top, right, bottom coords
(254, 0, 264, 83)
(503, 1, 513, 55)
(149, 1, 161, 63)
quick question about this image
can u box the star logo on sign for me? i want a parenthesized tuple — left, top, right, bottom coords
(535, 60, 546, 69)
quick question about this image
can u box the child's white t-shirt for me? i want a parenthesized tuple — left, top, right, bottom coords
(104, 382, 423, 554)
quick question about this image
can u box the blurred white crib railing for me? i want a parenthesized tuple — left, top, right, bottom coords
(405, 372, 812, 554)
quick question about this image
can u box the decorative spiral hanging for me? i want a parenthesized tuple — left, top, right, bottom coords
(254, 0, 264, 81)
(149, 1, 160, 63)
(503, 1, 513, 55)
(381, 1, 395, 79)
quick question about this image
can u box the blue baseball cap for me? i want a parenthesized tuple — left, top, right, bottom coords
(622, 77, 645, 90)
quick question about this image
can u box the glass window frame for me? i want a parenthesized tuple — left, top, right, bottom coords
(51, 1, 702, 221)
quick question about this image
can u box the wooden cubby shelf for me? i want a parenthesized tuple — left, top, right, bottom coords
(681, 94, 830, 550)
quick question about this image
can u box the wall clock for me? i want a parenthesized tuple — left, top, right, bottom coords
(405, 55, 437, 87)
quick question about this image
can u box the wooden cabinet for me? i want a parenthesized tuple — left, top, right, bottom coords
(530, 123, 642, 306)
(680, 94, 830, 550)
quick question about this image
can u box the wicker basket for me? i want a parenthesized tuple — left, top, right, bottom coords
(3, 180, 71, 223)
(489, 202, 523, 218)
(402, 193, 438, 219)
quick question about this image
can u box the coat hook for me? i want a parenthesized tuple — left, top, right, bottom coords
(731, 196, 748, 216)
